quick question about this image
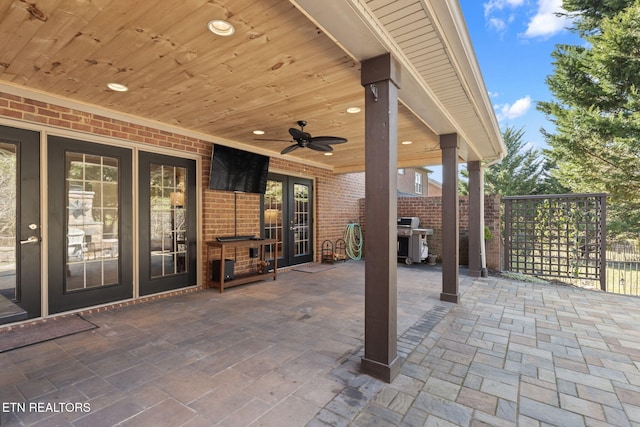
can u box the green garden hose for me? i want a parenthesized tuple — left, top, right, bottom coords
(344, 223, 363, 260)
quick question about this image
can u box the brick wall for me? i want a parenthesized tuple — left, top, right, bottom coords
(1, 91, 365, 281)
(315, 170, 366, 251)
(358, 194, 502, 270)
(2, 90, 501, 282)
(482, 195, 502, 270)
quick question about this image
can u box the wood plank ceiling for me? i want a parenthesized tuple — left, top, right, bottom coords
(0, 0, 497, 172)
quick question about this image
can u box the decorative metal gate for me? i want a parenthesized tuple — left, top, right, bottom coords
(503, 194, 607, 290)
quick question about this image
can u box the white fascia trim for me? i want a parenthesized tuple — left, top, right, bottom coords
(421, 0, 505, 158)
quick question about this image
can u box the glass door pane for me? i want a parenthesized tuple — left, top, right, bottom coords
(0, 143, 16, 300)
(65, 152, 119, 291)
(294, 183, 310, 257)
(149, 164, 187, 278)
(264, 179, 284, 261)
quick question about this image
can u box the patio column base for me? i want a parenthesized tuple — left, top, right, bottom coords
(467, 269, 482, 278)
(440, 292, 459, 303)
(361, 355, 402, 383)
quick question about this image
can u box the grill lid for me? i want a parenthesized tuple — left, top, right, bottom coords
(397, 217, 420, 228)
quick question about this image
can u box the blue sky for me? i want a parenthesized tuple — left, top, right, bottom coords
(458, 0, 581, 151)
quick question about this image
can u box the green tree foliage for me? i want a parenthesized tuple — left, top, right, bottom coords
(538, 0, 640, 235)
(562, 0, 632, 35)
(460, 126, 567, 196)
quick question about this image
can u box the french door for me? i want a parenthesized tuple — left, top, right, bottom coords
(138, 152, 196, 295)
(0, 126, 41, 320)
(1, 128, 198, 321)
(47, 136, 133, 314)
(263, 173, 313, 267)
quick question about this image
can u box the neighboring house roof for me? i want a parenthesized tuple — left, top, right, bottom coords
(429, 178, 443, 190)
(397, 190, 421, 198)
(0, 0, 504, 172)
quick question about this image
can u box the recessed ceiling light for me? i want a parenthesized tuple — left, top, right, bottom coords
(346, 107, 361, 114)
(207, 19, 235, 36)
(324, 152, 333, 156)
(401, 140, 413, 145)
(107, 83, 128, 92)
(253, 130, 265, 135)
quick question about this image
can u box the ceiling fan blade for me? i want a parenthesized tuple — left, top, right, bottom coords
(310, 136, 348, 145)
(254, 138, 294, 142)
(280, 144, 299, 154)
(307, 142, 334, 152)
(289, 128, 311, 141)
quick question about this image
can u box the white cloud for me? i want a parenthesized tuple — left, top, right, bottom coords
(488, 17, 507, 32)
(495, 95, 532, 121)
(484, 0, 526, 16)
(483, 0, 526, 33)
(523, 0, 571, 39)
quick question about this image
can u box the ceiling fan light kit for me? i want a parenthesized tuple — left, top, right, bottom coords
(255, 120, 347, 155)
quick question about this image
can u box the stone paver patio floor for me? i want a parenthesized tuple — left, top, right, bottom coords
(1, 261, 640, 426)
(344, 275, 640, 427)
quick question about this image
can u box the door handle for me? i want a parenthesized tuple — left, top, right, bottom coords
(20, 236, 40, 245)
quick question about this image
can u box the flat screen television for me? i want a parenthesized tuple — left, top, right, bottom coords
(209, 144, 270, 194)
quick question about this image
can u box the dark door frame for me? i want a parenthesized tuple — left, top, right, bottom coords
(47, 135, 133, 314)
(138, 151, 197, 296)
(262, 173, 314, 267)
(1, 125, 41, 319)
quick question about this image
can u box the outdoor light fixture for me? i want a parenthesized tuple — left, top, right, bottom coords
(253, 130, 265, 135)
(207, 19, 235, 36)
(169, 192, 185, 207)
(346, 107, 361, 114)
(264, 209, 279, 225)
(401, 140, 413, 145)
(107, 83, 128, 92)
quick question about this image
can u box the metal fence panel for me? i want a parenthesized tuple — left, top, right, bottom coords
(605, 241, 640, 295)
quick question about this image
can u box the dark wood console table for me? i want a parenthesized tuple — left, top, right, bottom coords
(205, 238, 277, 293)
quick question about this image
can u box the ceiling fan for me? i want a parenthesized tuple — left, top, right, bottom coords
(256, 120, 347, 154)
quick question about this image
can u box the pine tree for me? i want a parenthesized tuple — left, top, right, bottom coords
(459, 126, 567, 196)
(538, 0, 640, 235)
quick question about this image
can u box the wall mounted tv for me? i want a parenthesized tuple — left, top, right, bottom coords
(209, 144, 270, 194)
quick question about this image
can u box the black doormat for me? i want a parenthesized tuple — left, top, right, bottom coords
(0, 315, 97, 353)
(292, 263, 336, 273)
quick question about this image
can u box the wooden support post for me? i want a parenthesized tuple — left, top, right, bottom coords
(468, 161, 483, 277)
(440, 134, 460, 303)
(360, 53, 401, 383)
